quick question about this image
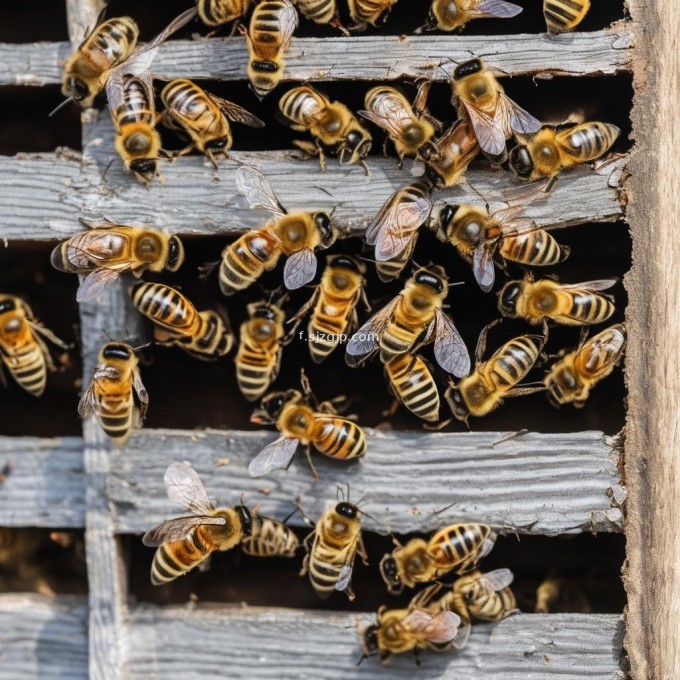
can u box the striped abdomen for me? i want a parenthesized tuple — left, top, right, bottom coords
(500, 231, 569, 267)
(376, 237, 416, 282)
(386, 353, 439, 422)
(576, 324, 626, 378)
(93, 379, 134, 443)
(562, 289, 615, 325)
(162, 79, 224, 137)
(544, 0, 590, 33)
(151, 530, 215, 585)
(0, 336, 47, 397)
(349, 0, 393, 26)
(559, 122, 619, 162)
(219, 230, 281, 296)
(236, 337, 280, 401)
(279, 86, 325, 126)
(241, 517, 299, 557)
(485, 335, 543, 390)
(251, 1, 290, 57)
(296, 0, 336, 23)
(197, 0, 252, 26)
(428, 524, 491, 572)
(132, 282, 200, 336)
(308, 294, 356, 363)
(380, 309, 424, 363)
(116, 77, 154, 126)
(85, 18, 138, 69)
(312, 416, 366, 460)
(308, 533, 356, 597)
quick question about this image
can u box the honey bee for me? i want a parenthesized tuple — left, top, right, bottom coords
(445, 324, 545, 424)
(131, 282, 233, 360)
(452, 58, 541, 161)
(248, 372, 367, 479)
(442, 568, 518, 622)
(365, 180, 433, 282)
(422, 118, 479, 188)
(290, 255, 369, 363)
(497, 276, 617, 326)
(436, 180, 568, 292)
(278, 85, 372, 173)
(143, 463, 253, 585)
(535, 576, 592, 613)
(219, 165, 337, 294)
(347, 0, 399, 31)
(385, 353, 440, 422)
(346, 264, 470, 378)
(0, 295, 69, 398)
(418, 0, 522, 32)
(544, 0, 590, 34)
(379, 523, 494, 594)
(161, 79, 265, 169)
(242, 0, 299, 98)
(509, 121, 621, 182)
(240, 515, 300, 558)
(359, 84, 438, 165)
(300, 497, 368, 600)
(78, 342, 148, 445)
(544, 324, 626, 407)
(295, 0, 348, 32)
(236, 298, 288, 402)
(50, 223, 185, 303)
(197, 0, 253, 29)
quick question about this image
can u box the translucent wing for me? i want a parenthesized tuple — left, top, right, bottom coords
(142, 515, 226, 547)
(76, 268, 123, 303)
(278, 1, 299, 51)
(104, 69, 126, 122)
(284, 248, 317, 290)
(345, 296, 400, 366)
(164, 462, 216, 515)
(474, 0, 523, 19)
(433, 308, 471, 377)
(206, 93, 265, 128)
(358, 91, 414, 139)
(235, 166, 287, 218)
(131, 368, 149, 420)
(479, 568, 515, 592)
(497, 93, 541, 136)
(556, 279, 618, 292)
(77, 381, 97, 417)
(461, 101, 507, 158)
(248, 435, 300, 477)
(473, 246, 496, 292)
(402, 609, 461, 644)
(336, 564, 353, 592)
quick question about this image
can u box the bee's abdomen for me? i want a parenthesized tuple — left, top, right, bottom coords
(386, 353, 440, 422)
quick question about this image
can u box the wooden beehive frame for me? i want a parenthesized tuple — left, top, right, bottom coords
(0, 0, 674, 677)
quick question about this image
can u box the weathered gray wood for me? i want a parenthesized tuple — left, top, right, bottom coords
(1, 28, 632, 88)
(65, 0, 107, 46)
(126, 607, 624, 679)
(0, 437, 84, 528)
(110, 429, 623, 536)
(0, 594, 88, 679)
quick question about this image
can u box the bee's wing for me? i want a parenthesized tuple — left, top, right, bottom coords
(278, 1, 299, 51)
(336, 564, 353, 592)
(473, 245, 496, 293)
(248, 435, 300, 478)
(206, 93, 265, 128)
(497, 93, 542, 136)
(131, 367, 149, 420)
(141, 515, 226, 547)
(402, 609, 461, 644)
(235, 166, 287, 218)
(77, 381, 97, 417)
(580, 326, 626, 374)
(104, 69, 126, 124)
(433, 308, 471, 377)
(76, 268, 124, 303)
(164, 462, 216, 515)
(358, 92, 412, 138)
(479, 568, 515, 593)
(284, 248, 317, 290)
(556, 279, 618, 292)
(345, 296, 400, 366)
(498, 217, 542, 238)
(461, 101, 507, 158)
(474, 0, 523, 19)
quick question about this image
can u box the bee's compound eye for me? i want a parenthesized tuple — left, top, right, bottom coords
(498, 282, 522, 316)
(131, 159, 156, 175)
(69, 78, 90, 100)
(510, 146, 533, 178)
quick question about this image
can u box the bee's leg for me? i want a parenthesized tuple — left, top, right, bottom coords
(413, 649, 422, 667)
(316, 143, 327, 173)
(329, 16, 350, 36)
(303, 446, 319, 480)
(299, 550, 310, 577)
(359, 159, 370, 176)
(344, 583, 356, 601)
(205, 149, 220, 170)
(381, 137, 390, 158)
(357, 533, 369, 566)
(171, 143, 196, 163)
(381, 398, 400, 419)
(475, 318, 502, 364)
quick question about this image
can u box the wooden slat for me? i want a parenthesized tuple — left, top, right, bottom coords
(0, 594, 88, 680)
(0, 43, 70, 87)
(110, 429, 623, 536)
(126, 607, 624, 679)
(0, 437, 84, 528)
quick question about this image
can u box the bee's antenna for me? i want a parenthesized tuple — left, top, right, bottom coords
(48, 97, 74, 118)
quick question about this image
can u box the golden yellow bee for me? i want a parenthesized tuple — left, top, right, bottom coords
(242, 0, 298, 98)
(78, 342, 148, 446)
(359, 84, 437, 165)
(161, 79, 264, 169)
(301, 497, 367, 600)
(509, 120, 621, 181)
(422, 118, 479, 188)
(385, 353, 440, 422)
(131, 282, 233, 360)
(241, 516, 300, 558)
(435, 180, 567, 292)
(290, 255, 369, 364)
(197, 0, 253, 29)
(219, 165, 337, 294)
(418, 0, 522, 32)
(497, 276, 617, 326)
(236, 298, 289, 402)
(452, 58, 541, 160)
(544, 324, 626, 407)
(346, 264, 470, 378)
(248, 372, 366, 479)
(535, 576, 592, 613)
(0, 295, 68, 398)
(445, 324, 545, 424)
(279, 85, 372, 173)
(379, 523, 494, 594)
(544, 0, 590, 34)
(143, 463, 253, 585)
(347, 0, 400, 31)
(295, 0, 348, 31)
(50, 223, 184, 303)
(441, 568, 518, 622)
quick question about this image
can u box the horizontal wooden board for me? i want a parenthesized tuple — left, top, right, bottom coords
(2, 29, 632, 88)
(0, 437, 84, 528)
(126, 607, 624, 679)
(0, 594, 88, 679)
(110, 429, 623, 536)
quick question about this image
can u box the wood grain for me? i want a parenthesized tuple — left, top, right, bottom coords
(126, 607, 624, 679)
(0, 437, 84, 528)
(623, 0, 680, 679)
(0, 594, 88, 679)
(110, 429, 623, 536)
